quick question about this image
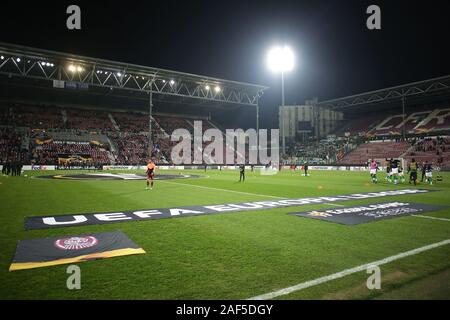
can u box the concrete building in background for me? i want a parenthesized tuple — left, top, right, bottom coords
(279, 98, 344, 145)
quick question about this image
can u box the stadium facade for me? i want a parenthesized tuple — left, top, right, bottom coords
(1, 42, 450, 170)
(280, 75, 450, 169)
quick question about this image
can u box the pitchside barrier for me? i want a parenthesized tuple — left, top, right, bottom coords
(0, 165, 372, 171)
(5, 165, 448, 172)
(101, 165, 369, 171)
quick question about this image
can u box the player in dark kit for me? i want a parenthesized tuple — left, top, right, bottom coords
(390, 159, 400, 185)
(408, 158, 418, 185)
(239, 164, 245, 182)
(385, 158, 392, 182)
(421, 161, 427, 182)
(146, 160, 156, 190)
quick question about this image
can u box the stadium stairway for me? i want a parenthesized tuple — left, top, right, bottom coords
(61, 109, 68, 125)
(151, 116, 170, 138)
(108, 113, 120, 131)
(209, 120, 246, 162)
(106, 136, 118, 164)
(185, 119, 215, 163)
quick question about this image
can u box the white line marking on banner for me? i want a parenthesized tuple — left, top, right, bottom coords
(248, 239, 450, 300)
(412, 215, 450, 222)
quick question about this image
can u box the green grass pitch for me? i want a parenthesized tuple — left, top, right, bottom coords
(0, 169, 449, 299)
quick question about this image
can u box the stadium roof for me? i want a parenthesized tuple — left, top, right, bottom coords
(317, 75, 450, 112)
(0, 42, 268, 108)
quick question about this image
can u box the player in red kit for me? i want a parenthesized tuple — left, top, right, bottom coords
(146, 160, 156, 190)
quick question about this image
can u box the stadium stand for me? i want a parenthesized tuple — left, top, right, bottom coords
(154, 115, 191, 134)
(334, 113, 386, 136)
(0, 127, 28, 163)
(2, 99, 450, 168)
(31, 141, 111, 165)
(110, 133, 150, 165)
(367, 107, 450, 136)
(65, 109, 115, 133)
(283, 137, 360, 165)
(0, 102, 233, 165)
(4, 103, 64, 129)
(112, 111, 151, 133)
(338, 140, 410, 164)
(403, 136, 450, 168)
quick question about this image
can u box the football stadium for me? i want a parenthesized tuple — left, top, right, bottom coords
(0, 0, 449, 308)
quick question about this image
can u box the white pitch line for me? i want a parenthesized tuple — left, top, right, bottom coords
(159, 180, 287, 199)
(412, 215, 450, 222)
(160, 181, 348, 206)
(248, 239, 450, 300)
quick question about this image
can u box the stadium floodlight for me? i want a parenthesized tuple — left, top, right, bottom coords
(214, 86, 221, 93)
(162, 79, 166, 83)
(16, 57, 21, 62)
(68, 65, 76, 72)
(267, 45, 295, 155)
(205, 85, 210, 91)
(170, 80, 175, 85)
(0, 56, 4, 60)
(267, 45, 294, 73)
(117, 72, 122, 77)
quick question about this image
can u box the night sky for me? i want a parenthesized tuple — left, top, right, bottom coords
(1, 0, 449, 128)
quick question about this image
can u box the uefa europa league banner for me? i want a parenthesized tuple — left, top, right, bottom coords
(25, 189, 436, 230)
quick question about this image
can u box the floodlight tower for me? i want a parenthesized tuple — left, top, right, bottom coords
(267, 45, 294, 155)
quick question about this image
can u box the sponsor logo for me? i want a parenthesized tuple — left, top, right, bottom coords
(55, 236, 98, 250)
(32, 165, 48, 170)
(291, 201, 446, 225)
(102, 166, 141, 170)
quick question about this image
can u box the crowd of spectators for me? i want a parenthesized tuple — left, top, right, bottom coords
(0, 127, 28, 163)
(6, 102, 450, 168)
(112, 111, 149, 133)
(65, 109, 115, 133)
(410, 137, 448, 154)
(11, 105, 64, 129)
(282, 136, 360, 165)
(405, 136, 450, 167)
(31, 141, 111, 165)
(111, 134, 150, 165)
